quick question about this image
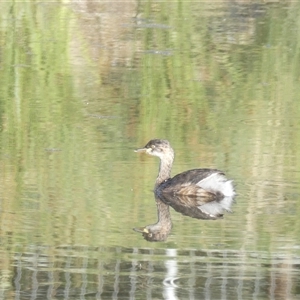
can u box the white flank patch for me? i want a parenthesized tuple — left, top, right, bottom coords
(197, 173, 235, 197)
(196, 173, 235, 216)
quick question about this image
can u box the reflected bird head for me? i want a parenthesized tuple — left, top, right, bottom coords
(133, 225, 170, 242)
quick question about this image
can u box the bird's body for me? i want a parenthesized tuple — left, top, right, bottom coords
(157, 168, 227, 199)
(134, 139, 235, 241)
(135, 139, 235, 200)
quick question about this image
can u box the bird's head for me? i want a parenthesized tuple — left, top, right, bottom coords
(134, 139, 173, 159)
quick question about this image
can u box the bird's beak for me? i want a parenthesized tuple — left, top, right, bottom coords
(133, 227, 149, 233)
(134, 147, 147, 153)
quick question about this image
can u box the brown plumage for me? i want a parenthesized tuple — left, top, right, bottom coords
(135, 139, 235, 201)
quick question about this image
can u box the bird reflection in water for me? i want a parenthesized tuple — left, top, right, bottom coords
(134, 139, 236, 242)
(134, 196, 172, 242)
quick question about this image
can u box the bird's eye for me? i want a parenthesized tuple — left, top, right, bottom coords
(151, 145, 155, 149)
(148, 233, 153, 237)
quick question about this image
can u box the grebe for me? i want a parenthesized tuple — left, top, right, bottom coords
(135, 139, 235, 219)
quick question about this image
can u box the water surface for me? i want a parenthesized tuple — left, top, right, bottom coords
(1, 1, 300, 299)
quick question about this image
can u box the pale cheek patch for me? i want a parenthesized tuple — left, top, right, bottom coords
(146, 148, 153, 154)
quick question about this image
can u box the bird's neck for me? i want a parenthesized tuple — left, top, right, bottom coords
(155, 152, 174, 187)
(154, 198, 172, 230)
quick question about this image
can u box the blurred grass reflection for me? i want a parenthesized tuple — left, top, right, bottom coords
(0, 1, 299, 255)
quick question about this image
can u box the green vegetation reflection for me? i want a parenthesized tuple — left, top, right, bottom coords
(0, 1, 299, 254)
